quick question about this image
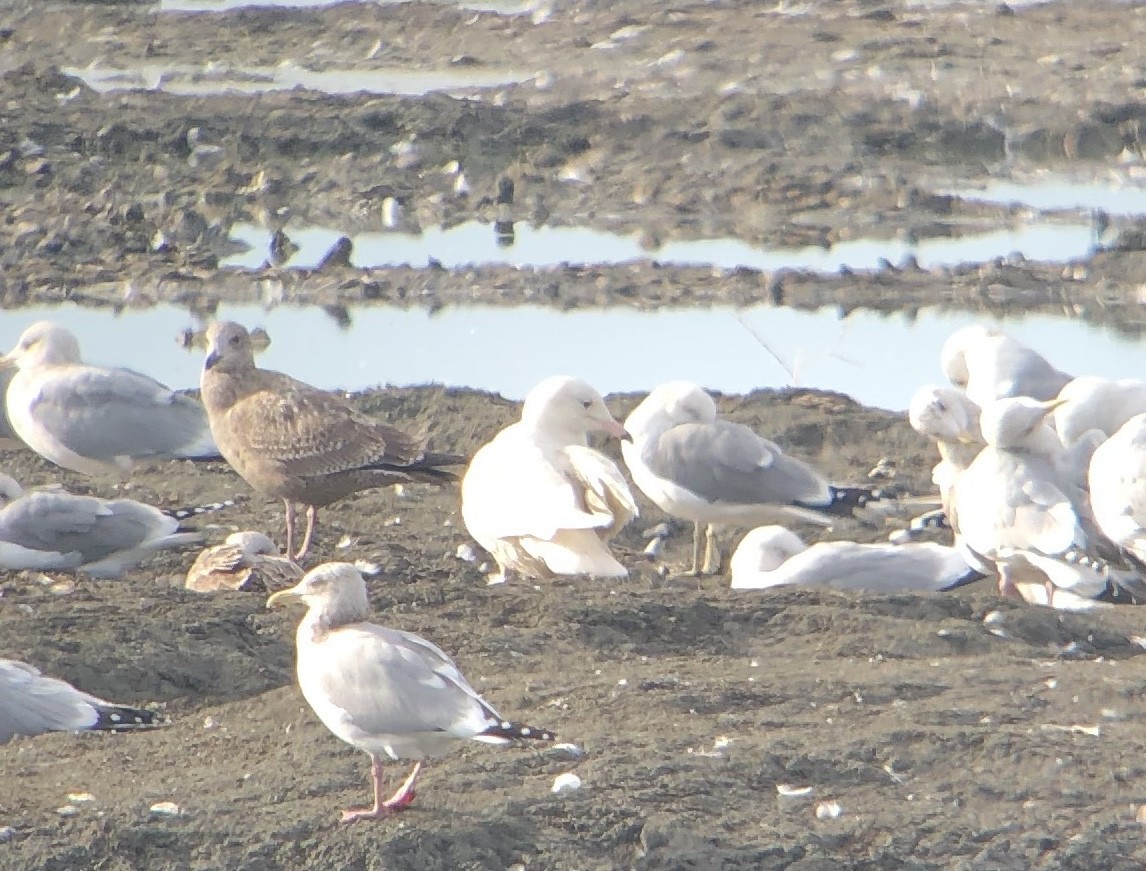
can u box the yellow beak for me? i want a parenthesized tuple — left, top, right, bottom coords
(266, 588, 300, 609)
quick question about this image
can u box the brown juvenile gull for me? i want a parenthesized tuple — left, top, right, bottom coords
(200, 321, 463, 559)
(0, 321, 218, 476)
(621, 381, 884, 576)
(0, 658, 165, 744)
(461, 375, 638, 583)
(0, 473, 202, 577)
(267, 562, 558, 823)
(185, 531, 303, 593)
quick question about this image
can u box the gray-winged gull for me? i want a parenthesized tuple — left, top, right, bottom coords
(729, 525, 984, 592)
(940, 325, 1071, 408)
(462, 376, 638, 583)
(0, 658, 165, 744)
(0, 473, 202, 577)
(267, 562, 557, 822)
(200, 321, 464, 559)
(185, 531, 303, 592)
(952, 397, 1145, 609)
(621, 381, 882, 575)
(1, 321, 218, 476)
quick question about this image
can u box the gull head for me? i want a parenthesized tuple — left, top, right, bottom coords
(521, 375, 629, 443)
(204, 321, 257, 373)
(0, 473, 24, 506)
(979, 396, 1065, 450)
(624, 381, 717, 438)
(730, 525, 807, 576)
(939, 324, 999, 390)
(1, 321, 83, 370)
(267, 561, 371, 625)
(226, 531, 280, 558)
(908, 384, 981, 445)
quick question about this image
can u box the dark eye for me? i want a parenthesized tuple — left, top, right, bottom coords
(582, 400, 592, 409)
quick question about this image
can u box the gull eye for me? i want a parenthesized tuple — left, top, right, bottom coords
(582, 400, 592, 409)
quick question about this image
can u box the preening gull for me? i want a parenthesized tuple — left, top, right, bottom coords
(908, 384, 983, 515)
(1088, 413, 1146, 569)
(940, 325, 1071, 408)
(267, 563, 558, 822)
(0, 658, 165, 744)
(621, 381, 881, 575)
(200, 321, 464, 559)
(0, 473, 202, 577)
(462, 376, 637, 582)
(185, 531, 303, 592)
(952, 397, 1145, 609)
(729, 525, 984, 592)
(1, 321, 218, 476)
(1051, 376, 1146, 447)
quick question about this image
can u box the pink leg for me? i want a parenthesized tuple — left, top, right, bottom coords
(997, 566, 1023, 601)
(283, 500, 296, 558)
(294, 505, 318, 561)
(341, 757, 422, 823)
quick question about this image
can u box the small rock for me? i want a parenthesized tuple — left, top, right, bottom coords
(551, 772, 581, 794)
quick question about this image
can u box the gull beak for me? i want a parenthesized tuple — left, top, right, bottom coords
(600, 416, 630, 441)
(620, 428, 633, 443)
(266, 586, 301, 609)
(1041, 397, 1069, 417)
(204, 350, 222, 371)
(0, 354, 17, 371)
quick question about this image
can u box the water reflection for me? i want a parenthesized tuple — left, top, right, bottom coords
(64, 62, 535, 97)
(952, 178, 1146, 216)
(224, 219, 1097, 271)
(0, 303, 1140, 412)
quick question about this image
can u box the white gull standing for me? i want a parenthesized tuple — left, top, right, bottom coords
(621, 381, 881, 575)
(1051, 376, 1146, 447)
(267, 563, 559, 822)
(462, 376, 637, 582)
(0, 473, 201, 577)
(1088, 413, 1146, 571)
(0, 658, 165, 744)
(1, 321, 217, 476)
(940, 325, 1071, 408)
(729, 525, 984, 592)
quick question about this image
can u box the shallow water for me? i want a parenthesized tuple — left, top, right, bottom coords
(64, 62, 536, 97)
(1, 303, 1141, 412)
(224, 219, 1098, 271)
(952, 177, 1146, 216)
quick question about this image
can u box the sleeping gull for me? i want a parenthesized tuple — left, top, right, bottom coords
(952, 397, 1145, 609)
(267, 562, 558, 822)
(729, 525, 984, 592)
(0, 658, 165, 744)
(200, 321, 464, 559)
(940, 325, 1071, 408)
(1088, 413, 1146, 570)
(1051, 376, 1146, 447)
(0, 473, 201, 577)
(462, 376, 638, 582)
(621, 381, 882, 575)
(0, 321, 218, 476)
(185, 531, 303, 592)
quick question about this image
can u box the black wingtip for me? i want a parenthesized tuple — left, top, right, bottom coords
(91, 704, 169, 733)
(160, 498, 238, 521)
(797, 485, 884, 518)
(479, 720, 556, 743)
(938, 567, 989, 592)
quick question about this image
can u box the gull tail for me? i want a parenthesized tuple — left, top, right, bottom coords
(797, 485, 886, 518)
(474, 719, 557, 745)
(91, 702, 168, 734)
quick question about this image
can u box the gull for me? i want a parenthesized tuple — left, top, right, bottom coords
(940, 325, 1071, 409)
(0, 321, 218, 476)
(952, 397, 1144, 608)
(1051, 376, 1146, 447)
(729, 525, 984, 592)
(461, 376, 637, 582)
(200, 321, 464, 559)
(621, 381, 882, 575)
(908, 384, 983, 516)
(0, 658, 165, 744)
(184, 531, 303, 592)
(267, 563, 558, 822)
(1088, 413, 1146, 570)
(0, 473, 201, 577)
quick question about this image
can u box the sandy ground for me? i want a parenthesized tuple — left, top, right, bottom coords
(3, 0, 1146, 868)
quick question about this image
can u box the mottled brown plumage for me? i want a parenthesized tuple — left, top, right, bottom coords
(200, 321, 463, 558)
(185, 531, 304, 593)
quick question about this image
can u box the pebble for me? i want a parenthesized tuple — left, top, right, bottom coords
(551, 772, 582, 794)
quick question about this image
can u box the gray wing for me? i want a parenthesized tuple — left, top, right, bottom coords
(648, 420, 831, 507)
(309, 625, 499, 739)
(0, 492, 177, 563)
(0, 659, 101, 743)
(994, 344, 1071, 401)
(29, 367, 215, 461)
